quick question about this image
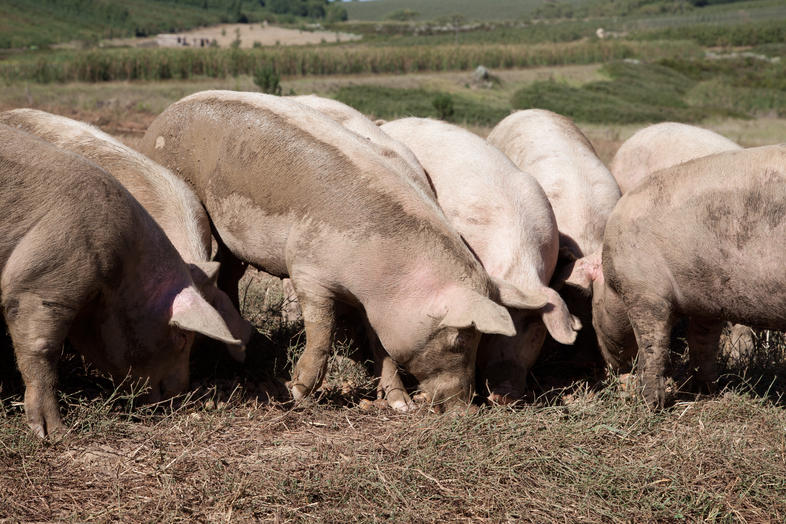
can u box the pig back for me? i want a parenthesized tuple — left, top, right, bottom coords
(605, 144, 786, 326)
(0, 124, 145, 290)
(0, 109, 211, 264)
(140, 92, 468, 280)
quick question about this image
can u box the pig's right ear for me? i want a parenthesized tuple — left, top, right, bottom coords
(437, 288, 516, 337)
(555, 251, 603, 293)
(492, 278, 549, 310)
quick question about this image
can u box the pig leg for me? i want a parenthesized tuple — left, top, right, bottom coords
(5, 293, 71, 438)
(686, 318, 723, 393)
(628, 298, 674, 410)
(287, 288, 336, 402)
(214, 240, 247, 310)
(368, 332, 413, 412)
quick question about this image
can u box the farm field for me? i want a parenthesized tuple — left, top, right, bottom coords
(2, 0, 786, 520)
(1, 65, 785, 520)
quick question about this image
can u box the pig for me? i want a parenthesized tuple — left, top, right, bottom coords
(609, 122, 742, 194)
(0, 108, 253, 361)
(487, 109, 620, 259)
(139, 91, 538, 409)
(381, 117, 581, 402)
(608, 122, 752, 363)
(0, 124, 240, 437)
(289, 95, 433, 197)
(487, 109, 621, 371)
(566, 145, 786, 409)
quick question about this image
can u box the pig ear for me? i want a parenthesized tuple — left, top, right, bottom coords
(557, 251, 603, 292)
(438, 288, 516, 336)
(199, 285, 254, 363)
(188, 261, 221, 287)
(169, 286, 241, 345)
(492, 278, 549, 310)
(540, 287, 582, 345)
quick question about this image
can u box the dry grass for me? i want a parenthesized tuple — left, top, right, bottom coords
(2, 272, 786, 522)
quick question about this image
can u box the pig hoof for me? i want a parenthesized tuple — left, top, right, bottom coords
(286, 381, 309, 402)
(487, 392, 516, 406)
(389, 399, 414, 412)
(412, 392, 430, 404)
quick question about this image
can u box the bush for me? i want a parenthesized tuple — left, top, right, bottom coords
(432, 93, 455, 120)
(253, 64, 282, 95)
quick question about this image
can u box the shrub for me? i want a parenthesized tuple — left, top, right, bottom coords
(253, 64, 282, 95)
(432, 93, 455, 120)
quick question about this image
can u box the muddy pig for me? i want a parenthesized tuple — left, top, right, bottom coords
(0, 108, 253, 360)
(290, 95, 432, 197)
(608, 121, 752, 363)
(566, 145, 786, 409)
(0, 124, 239, 437)
(140, 91, 526, 409)
(382, 117, 581, 402)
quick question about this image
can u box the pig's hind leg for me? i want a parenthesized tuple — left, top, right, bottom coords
(686, 318, 723, 393)
(4, 292, 72, 438)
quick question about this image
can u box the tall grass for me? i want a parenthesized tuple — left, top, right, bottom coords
(0, 40, 698, 84)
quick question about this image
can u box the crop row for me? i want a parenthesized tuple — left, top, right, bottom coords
(0, 40, 698, 84)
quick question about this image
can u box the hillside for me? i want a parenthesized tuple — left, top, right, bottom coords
(0, 0, 347, 49)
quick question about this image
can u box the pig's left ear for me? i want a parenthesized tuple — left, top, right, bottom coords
(169, 286, 241, 345)
(438, 288, 516, 337)
(188, 261, 221, 287)
(492, 278, 549, 310)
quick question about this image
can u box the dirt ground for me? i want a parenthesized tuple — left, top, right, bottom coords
(101, 23, 361, 49)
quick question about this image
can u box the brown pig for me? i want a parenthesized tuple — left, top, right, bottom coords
(0, 124, 240, 437)
(0, 108, 253, 360)
(381, 117, 581, 402)
(140, 91, 530, 408)
(567, 145, 786, 409)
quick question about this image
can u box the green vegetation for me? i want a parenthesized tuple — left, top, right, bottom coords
(512, 58, 786, 124)
(2, 40, 686, 84)
(253, 64, 282, 94)
(0, 0, 345, 49)
(333, 85, 509, 125)
(344, 0, 544, 22)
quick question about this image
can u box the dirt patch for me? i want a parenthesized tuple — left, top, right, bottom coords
(103, 23, 360, 49)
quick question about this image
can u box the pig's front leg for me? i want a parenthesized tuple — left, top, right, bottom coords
(629, 297, 675, 410)
(6, 293, 70, 438)
(287, 286, 336, 401)
(369, 334, 413, 412)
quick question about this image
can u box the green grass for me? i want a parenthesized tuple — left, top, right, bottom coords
(511, 58, 784, 124)
(342, 0, 548, 22)
(333, 85, 510, 125)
